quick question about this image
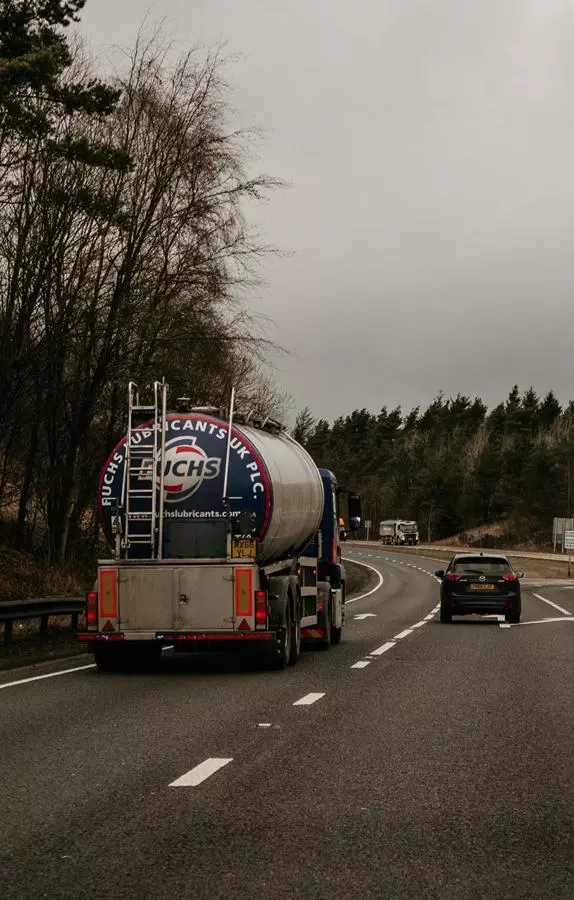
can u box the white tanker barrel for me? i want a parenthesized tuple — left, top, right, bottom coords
(97, 413, 324, 565)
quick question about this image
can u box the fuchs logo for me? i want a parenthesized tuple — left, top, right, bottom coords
(145, 436, 221, 503)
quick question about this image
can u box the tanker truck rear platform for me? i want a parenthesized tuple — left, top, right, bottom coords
(78, 382, 361, 671)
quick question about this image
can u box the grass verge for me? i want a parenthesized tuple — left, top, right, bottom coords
(365, 544, 574, 580)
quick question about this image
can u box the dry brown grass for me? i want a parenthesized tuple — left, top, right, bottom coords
(373, 545, 574, 580)
(0, 546, 91, 604)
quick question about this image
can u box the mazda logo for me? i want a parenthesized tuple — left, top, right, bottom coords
(479, 575, 486, 582)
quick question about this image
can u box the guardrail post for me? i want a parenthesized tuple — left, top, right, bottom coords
(4, 620, 13, 643)
(40, 614, 49, 635)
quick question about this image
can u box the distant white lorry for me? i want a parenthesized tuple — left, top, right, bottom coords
(379, 519, 419, 546)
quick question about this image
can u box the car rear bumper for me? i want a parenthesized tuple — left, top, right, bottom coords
(444, 594, 520, 615)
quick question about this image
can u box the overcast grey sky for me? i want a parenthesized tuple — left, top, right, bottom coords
(79, 0, 574, 420)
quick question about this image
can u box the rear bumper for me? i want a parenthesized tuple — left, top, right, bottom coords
(444, 594, 520, 615)
(78, 631, 275, 644)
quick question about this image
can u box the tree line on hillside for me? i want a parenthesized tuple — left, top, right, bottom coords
(294, 387, 574, 546)
(0, 1, 282, 565)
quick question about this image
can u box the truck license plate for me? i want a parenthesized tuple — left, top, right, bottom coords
(232, 539, 256, 559)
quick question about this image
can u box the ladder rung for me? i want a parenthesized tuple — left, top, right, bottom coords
(131, 405, 157, 412)
(127, 447, 156, 455)
(128, 467, 155, 474)
(128, 490, 154, 497)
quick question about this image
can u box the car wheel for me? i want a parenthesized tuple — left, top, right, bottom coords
(440, 604, 452, 623)
(505, 611, 520, 624)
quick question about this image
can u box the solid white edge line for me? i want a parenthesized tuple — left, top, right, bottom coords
(370, 641, 396, 656)
(350, 660, 371, 669)
(342, 557, 384, 603)
(532, 593, 571, 616)
(0, 663, 96, 690)
(293, 692, 325, 706)
(169, 758, 232, 787)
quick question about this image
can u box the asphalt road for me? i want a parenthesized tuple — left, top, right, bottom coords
(1, 549, 572, 899)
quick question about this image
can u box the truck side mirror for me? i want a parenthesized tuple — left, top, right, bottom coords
(435, 570, 444, 579)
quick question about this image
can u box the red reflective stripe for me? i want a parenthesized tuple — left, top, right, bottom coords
(99, 569, 118, 618)
(235, 568, 253, 617)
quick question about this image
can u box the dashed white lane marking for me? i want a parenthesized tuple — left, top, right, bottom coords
(411, 620, 427, 628)
(258, 723, 272, 728)
(393, 629, 412, 639)
(370, 641, 396, 656)
(169, 758, 232, 787)
(354, 613, 377, 620)
(351, 661, 371, 669)
(0, 664, 96, 690)
(342, 558, 384, 604)
(499, 623, 511, 629)
(424, 613, 435, 621)
(293, 692, 325, 706)
(532, 593, 571, 616)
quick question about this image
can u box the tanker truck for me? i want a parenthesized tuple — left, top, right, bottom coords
(78, 381, 362, 671)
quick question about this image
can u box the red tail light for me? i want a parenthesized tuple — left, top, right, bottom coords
(445, 573, 462, 581)
(86, 592, 98, 629)
(255, 591, 267, 629)
(502, 573, 518, 582)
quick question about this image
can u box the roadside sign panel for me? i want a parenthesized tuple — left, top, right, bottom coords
(552, 517, 574, 552)
(564, 530, 574, 550)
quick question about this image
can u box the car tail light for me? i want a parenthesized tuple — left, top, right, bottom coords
(445, 573, 462, 581)
(502, 573, 518, 582)
(86, 592, 98, 630)
(255, 591, 267, 629)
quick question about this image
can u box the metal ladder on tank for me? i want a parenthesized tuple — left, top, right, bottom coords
(122, 380, 168, 559)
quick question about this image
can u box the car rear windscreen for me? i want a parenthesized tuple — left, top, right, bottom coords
(452, 558, 512, 574)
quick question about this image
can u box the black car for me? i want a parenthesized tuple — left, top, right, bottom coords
(436, 553, 523, 624)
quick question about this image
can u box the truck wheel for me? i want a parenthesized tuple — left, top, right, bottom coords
(316, 582, 331, 650)
(270, 603, 292, 670)
(94, 646, 122, 673)
(319, 607, 331, 650)
(331, 584, 344, 645)
(132, 645, 162, 672)
(288, 596, 301, 666)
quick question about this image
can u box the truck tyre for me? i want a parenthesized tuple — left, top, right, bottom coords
(316, 582, 331, 650)
(270, 602, 292, 670)
(288, 594, 301, 666)
(94, 645, 122, 673)
(132, 645, 162, 672)
(331, 583, 345, 645)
